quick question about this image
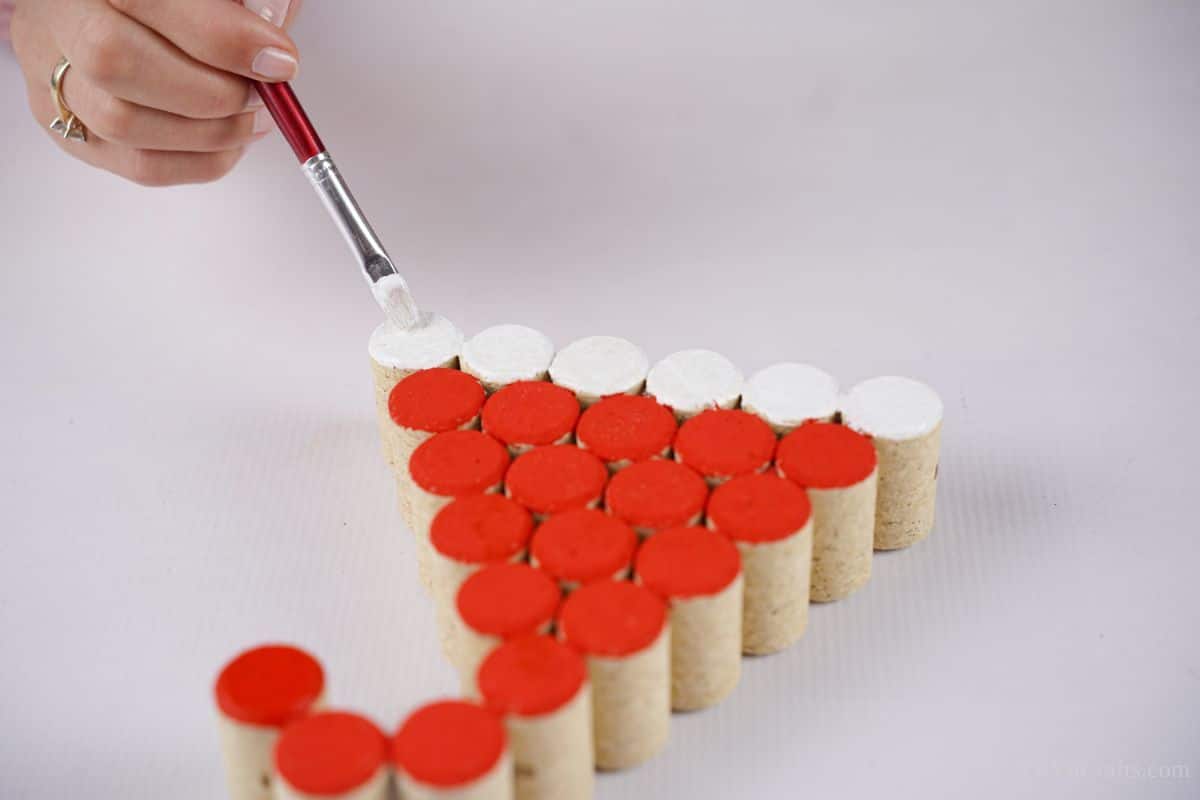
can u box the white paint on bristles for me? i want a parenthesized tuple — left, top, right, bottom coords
(549, 336, 649, 398)
(742, 363, 839, 428)
(372, 273, 421, 331)
(461, 324, 555, 387)
(368, 311, 463, 370)
(840, 375, 943, 440)
(646, 349, 744, 416)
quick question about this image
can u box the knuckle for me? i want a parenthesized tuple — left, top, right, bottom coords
(91, 95, 136, 141)
(73, 13, 129, 85)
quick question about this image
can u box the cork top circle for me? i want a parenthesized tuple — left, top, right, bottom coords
(776, 421, 878, 489)
(559, 580, 667, 657)
(707, 473, 813, 543)
(674, 409, 777, 481)
(214, 644, 324, 727)
(461, 324, 555, 388)
(742, 363, 839, 431)
(505, 445, 608, 516)
(549, 336, 649, 400)
(409, 430, 510, 497)
(482, 381, 581, 449)
(645, 349, 744, 417)
(478, 634, 587, 718)
(274, 711, 387, 795)
(392, 700, 507, 788)
(368, 312, 463, 370)
(531, 508, 638, 585)
(636, 526, 741, 598)
(430, 494, 533, 565)
(841, 376, 943, 441)
(457, 563, 562, 637)
(388, 368, 485, 433)
(576, 394, 678, 464)
(604, 459, 709, 532)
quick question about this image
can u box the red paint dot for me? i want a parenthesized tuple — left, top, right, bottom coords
(605, 459, 708, 533)
(505, 445, 608, 516)
(707, 473, 812, 544)
(392, 700, 506, 788)
(532, 509, 638, 586)
(275, 712, 387, 795)
(478, 634, 587, 718)
(482, 381, 581, 449)
(636, 526, 741, 599)
(409, 430, 510, 497)
(576, 394, 677, 464)
(458, 563, 562, 638)
(388, 368, 485, 432)
(431, 495, 533, 564)
(776, 421, 877, 489)
(674, 409, 777, 481)
(214, 644, 324, 727)
(559, 580, 667, 658)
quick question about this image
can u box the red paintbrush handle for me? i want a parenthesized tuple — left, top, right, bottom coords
(253, 80, 325, 162)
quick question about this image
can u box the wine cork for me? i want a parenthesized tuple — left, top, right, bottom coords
(505, 445, 608, 522)
(387, 368, 487, 527)
(674, 409, 777, 487)
(604, 459, 708, 538)
(456, 563, 563, 694)
(273, 711, 390, 800)
(431, 495, 534, 663)
(392, 700, 513, 800)
(742, 362, 839, 434)
(635, 526, 742, 710)
(368, 313, 464, 461)
(530, 508, 638, 591)
(776, 421, 878, 602)
(840, 376, 943, 550)
(549, 336, 649, 407)
(707, 474, 813, 655)
(461, 324, 556, 393)
(558, 581, 670, 770)
(214, 644, 325, 800)
(409, 431, 511, 589)
(478, 635, 594, 800)
(575, 394, 677, 472)
(482, 381, 581, 456)
(645, 349, 744, 420)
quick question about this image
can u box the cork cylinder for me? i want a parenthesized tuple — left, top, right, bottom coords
(530, 508, 638, 592)
(635, 526, 742, 710)
(431, 495, 534, 663)
(645, 349, 744, 420)
(273, 711, 390, 800)
(214, 644, 325, 800)
(575, 394, 677, 472)
(674, 409, 777, 487)
(549, 335, 649, 407)
(387, 368, 486, 528)
(482, 381, 581, 457)
(392, 700, 513, 800)
(368, 313, 464, 462)
(742, 362, 839, 435)
(558, 580, 670, 770)
(505, 445, 608, 522)
(408, 430, 511, 589)
(456, 563, 563, 694)
(707, 475, 814, 655)
(478, 635, 594, 800)
(461, 324, 556, 393)
(777, 421, 878, 602)
(604, 459, 709, 539)
(840, 376, 944, 550)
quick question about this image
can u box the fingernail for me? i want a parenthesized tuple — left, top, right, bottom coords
(242, 89, 264, 111)
(244, 0, 291, 28)
(251, 47, 298, 81)
(252, 108, 273, 135)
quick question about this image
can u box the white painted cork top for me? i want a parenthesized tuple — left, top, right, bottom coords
(742, 363, 839, 429)
(841, 375, 943, 440)
(550, 336, 649, 399)
(646, 349, 744, 416)
(368, 312, 463, 369)
(461, 324, 555, 387)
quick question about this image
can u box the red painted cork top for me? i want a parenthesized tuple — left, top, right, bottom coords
(531, 509, 638, 586)
(707, 473, 812, 544)
(388, 368, 485, 432)
(636, 526, 741, 599)
(674, 409, 777, 480)
(776, 420, 878, 489)
(482, 381, 581, 448)
(505, 445, 608, 515)
(457, 563, 562, 638)
(275, 711, 387, 795)
(409, 430, 510, 497)
(392, 700, 507, 788)
(431, 495, 533, 565)
(604, 459, 708, 532)
(558, 580, 667, 657)
(478, 634, 587, 718)
(214, 644, 324, 728)
(576, 394, 677, 464)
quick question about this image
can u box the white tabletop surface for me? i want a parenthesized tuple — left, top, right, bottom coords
(2, 2, 1198, 798)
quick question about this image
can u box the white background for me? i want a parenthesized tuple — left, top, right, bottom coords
(2, 2, 1198, 798)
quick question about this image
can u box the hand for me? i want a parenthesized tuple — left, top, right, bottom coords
(11, 0, 302, 186)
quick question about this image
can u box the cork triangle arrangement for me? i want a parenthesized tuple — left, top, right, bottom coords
(213, 316, 944, 800)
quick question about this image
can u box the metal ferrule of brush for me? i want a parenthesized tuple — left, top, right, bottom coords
(302, 151, 397, 284)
